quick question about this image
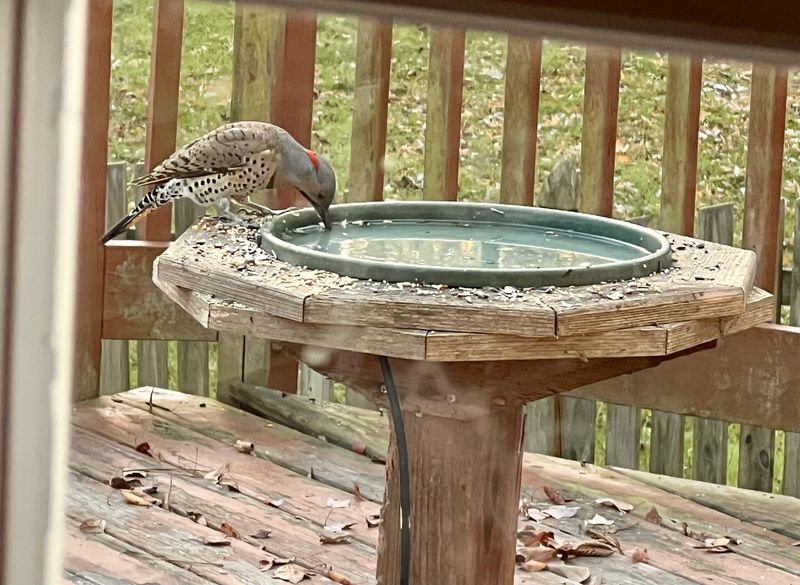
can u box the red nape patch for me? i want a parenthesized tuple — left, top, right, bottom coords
(304, 148, 320, 169)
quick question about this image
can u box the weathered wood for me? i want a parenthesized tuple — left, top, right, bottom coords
(738, 424, 776, 492)
(523, 397, 559, 455)
(499, 37, 542, 206)
(100, 163, 130, 395)
(216, 333, 244, 405)
(174, 174, 209, 396)
(231, 3, 278, 123)
(378, 398, 524, 585)
(697, 202, 734, 246)
(613, 466, 800, 540)
(743, 64, 788, 294)
(138, 0, 184, 240)
(605, 404, 640, 469)
(243, 336, 269, 386)
(423, 27, 465, 201)
(579, 45, 620, 217)
(570, 324, 800, 432)
(298, 364, 333, 401)
(786, 199, 800, 497)
(74, 0, 113, 402)
(649, 413, 684, 476)
(120, 387, 386, 500)
(230, 383, 389, 462)
(659, 55, 702, 236)
(103, 242, 216, 340)
(348, 18, 393, 202)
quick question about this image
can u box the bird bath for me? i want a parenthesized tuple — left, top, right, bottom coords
(261, 201, 672, 288)
(153, 208, 769, 585)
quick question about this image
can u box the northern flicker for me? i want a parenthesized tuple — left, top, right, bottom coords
(101, 121, 336, 243)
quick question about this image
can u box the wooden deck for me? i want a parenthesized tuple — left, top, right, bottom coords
(64, 387, 800, 585)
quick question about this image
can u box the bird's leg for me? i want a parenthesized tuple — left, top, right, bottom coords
(215, 198, 245, 224)
(238, 196, 300, 216)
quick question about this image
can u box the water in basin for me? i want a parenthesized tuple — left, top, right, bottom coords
(282, 219, 650, 270)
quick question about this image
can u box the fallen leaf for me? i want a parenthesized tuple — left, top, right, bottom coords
(203, 536, 231, 547)
(518, 545, 557, 563)
(692, 536, 739, 552)
(544, 505, 580, 519)
(79, 518, 106, 534)
(268, 499, 284, 508)
(251, 529, 272, 539)
(109, 476, 141, 490)
(273, 563, 308, 583)
(543, 485, 566, 505)
(121, 489, 158, 507)
(548, 564, 592, 582)
(204, 462, 230, 481)
(792, 542, 800, 547)
(595, 497, 634, 513)
(631, 547, 650, 564)
(556, 540, 616, 559)
(520, 559, 547, 572)
(122, 470, 146, 480)
(134, 442, 152, 456)
(518, 529, 555, 547)
(220, 522, 240, 539)
(326, 569, 353, 585)
(352, 483, 364, 501)
(188, 512, 208, 526)
(526, 508, 548, 522)
(644, 506, 662, 525)
(585, 528, 623, 554)
(325, 521, 357, 534)
(326, 498, 351, 509)
(260, 559, 274, 571)
(587, 513, 615, 526)
(320, 534, 351, 545)
(235, 440, 254, 454)
(219, 477, 240, 493)
(271, 556, 296, 565)
(366, 514, 382, 528)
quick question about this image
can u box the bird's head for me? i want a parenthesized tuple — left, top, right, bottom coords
(273, 140, 336, 230)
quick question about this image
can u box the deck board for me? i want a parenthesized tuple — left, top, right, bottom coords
(65, 388, 800, 585)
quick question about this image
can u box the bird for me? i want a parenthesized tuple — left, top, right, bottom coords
(101, 121, 336, 243)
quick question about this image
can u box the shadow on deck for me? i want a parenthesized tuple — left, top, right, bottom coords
(64, 387, 800, 585)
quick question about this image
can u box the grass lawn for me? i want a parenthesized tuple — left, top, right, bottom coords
(109, 0, 796, 491)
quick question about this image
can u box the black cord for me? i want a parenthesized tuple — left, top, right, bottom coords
(378, 355, 410, 585)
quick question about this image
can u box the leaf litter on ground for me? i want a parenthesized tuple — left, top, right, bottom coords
(79, 518, 106, 534)
(595, 497, 634, 513)
(273, 563, 309, 583)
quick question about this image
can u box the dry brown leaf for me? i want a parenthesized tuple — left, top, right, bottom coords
(520, 559, 547, 572)
(595, 497, 634, 513)
(219, 477, 240, 493)
(109, 476, 141, 490)
(204, 462, 230, 481)
(644, 506, 662, 525)
(121, 489, 157, 507)
(556, 539, 616, 559)
(585, 528, 623, 554)
(320, 534, 351, 545)
(366, 514, 382, 528)
(352, 483, 364, 501)
(525, 508, 548, 522)
(548, 564, 592, 583)
(260, 559, 274, 571)
(122, 470, 146, 480)
(268, 499, 284, 508)
(631, 547, 650, 564)
(79, 518, 106, 534)
(139, 485, 159, 496)
(251, 529, 272, 539)
(203, 536, 231, 547)
(587, 513, 614, 526)
(326, 498, 351, 509)
(135, 442, 152, 456)
(220, 522, 240, 539)
(518, 545, 557, 563)
(235, 440, 254, 454)
(544, 505, 580, 519)
(273, 563, 309, 583)
(325, 522, 357, 534)
(518, 529, 555, 547)
(272, 556, 296, 565)
(326, 569, 354, 585)
(187, 512, 208, 526)
(543, 485, 566, 505)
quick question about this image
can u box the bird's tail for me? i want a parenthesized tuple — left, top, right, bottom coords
(100, 186, 161, 243)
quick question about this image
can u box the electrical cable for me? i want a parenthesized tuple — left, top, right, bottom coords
(378, 355, 410, 585)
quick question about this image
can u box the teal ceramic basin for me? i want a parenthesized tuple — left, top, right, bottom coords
(259, 201, 672, 288)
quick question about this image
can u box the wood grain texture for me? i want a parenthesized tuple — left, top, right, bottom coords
(523, 398, 559, 455)
(696, 202, 734, 246)
(579, 45, 620, 217)
(103, 242, 216, 340)
(499, 37, 541, 206)
(570, 324, 800, 432)
(231, 3, 279, 123)
(74, 0, 113, 402)
(659, 55, 702, 236)
(786, 199, 800, 497)
(100, 163, 130, 395)
(738, 424, 776, 492)
(423, 27, 465, 201)
(743, 64, 788, 293)
(604, 404, 640, 468)
(216, 332, 244, 404)
(138, 0, 184, 240)
(649, 411, 684, 476)
(348, 18, 392, 202)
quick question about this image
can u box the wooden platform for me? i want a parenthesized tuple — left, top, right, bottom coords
(64, 388, 800, 585)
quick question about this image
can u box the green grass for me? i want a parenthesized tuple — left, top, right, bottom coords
(109, 0, 795, 491)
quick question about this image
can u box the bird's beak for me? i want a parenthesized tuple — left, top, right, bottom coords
(312, 202, 332, 230)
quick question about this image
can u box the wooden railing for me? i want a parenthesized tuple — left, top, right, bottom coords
(79, 1, 799, 496)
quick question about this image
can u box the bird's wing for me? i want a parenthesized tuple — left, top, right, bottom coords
(130, 122, 282, 187)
